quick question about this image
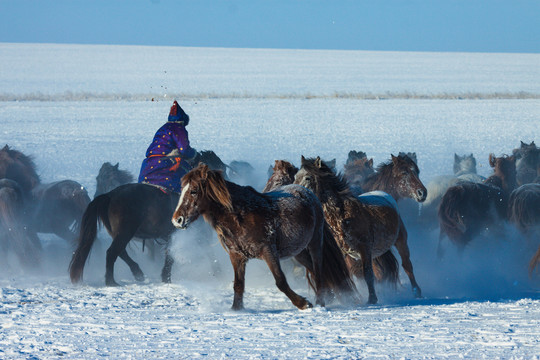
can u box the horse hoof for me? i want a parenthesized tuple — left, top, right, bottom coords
(367, 295, 378, 305)
(135, 273, 145, 282)
(413, 287, 423, 298)
(298, 300, 313, 310)
(231, 303, 244, 311)
(106, 280, 120, 287)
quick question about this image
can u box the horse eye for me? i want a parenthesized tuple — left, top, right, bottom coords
(190, 190, 198, 195)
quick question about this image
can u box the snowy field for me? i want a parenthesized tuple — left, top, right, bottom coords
(1, 43, 539, 359)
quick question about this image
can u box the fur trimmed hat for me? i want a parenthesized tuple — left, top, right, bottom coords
(168, 100, 190, 124)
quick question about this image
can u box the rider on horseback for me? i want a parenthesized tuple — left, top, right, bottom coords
(138, 100, 197, 193)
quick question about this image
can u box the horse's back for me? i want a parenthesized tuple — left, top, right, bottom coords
(358, 190, 398, 211)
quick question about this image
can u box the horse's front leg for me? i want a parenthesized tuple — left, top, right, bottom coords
(229, 251, 247, 310)
(161, 246, 174, 284)
(119, 249, 145, 282)
(394, 228, 422, 298)
(262, 246, 312, 310)
(359, 246, 377, 304)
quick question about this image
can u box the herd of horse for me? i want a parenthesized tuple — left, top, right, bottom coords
(0, 141, 539, 310)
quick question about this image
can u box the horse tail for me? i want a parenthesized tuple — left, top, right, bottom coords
(372, 250, 400, 286)
(71, 185, 92, 235)
(318, 222, 361, 304)
(529, 244, 540, 277)
(69, 194, 109, 283)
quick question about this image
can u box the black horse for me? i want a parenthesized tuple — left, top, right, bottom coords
(69, 150, 227, 286)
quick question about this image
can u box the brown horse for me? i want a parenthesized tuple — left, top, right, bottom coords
(262, 160, 298, 193)
(344, 158, 374, 190)
(171, 163, 359, 310)
(360, 154, 427, 202)
(438, 154, 517, 256)
(294, 156, 422, 304)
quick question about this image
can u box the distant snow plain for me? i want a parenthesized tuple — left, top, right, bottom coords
(0, 43, 539, 359)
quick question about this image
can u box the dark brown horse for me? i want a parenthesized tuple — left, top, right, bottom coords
(0, 179, 41, 267)
(69, 150, 229, 286)
(0, 145, 90, 244)
(438, 154, 517, 256)
(171, 163, 359, 310)
(294, 156, 422, 304)
(344, 158, 374, 190)
(360, 154, 427, 203)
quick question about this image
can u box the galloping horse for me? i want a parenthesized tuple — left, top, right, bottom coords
(513, 141, 539, 186)
(438, 154, 517, 256)
(0, 145, 90, 245)
(294, 156, 422, 304)
(171, 163, 359, 310)
(69, 150, 227, 286)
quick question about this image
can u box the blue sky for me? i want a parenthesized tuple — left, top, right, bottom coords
(1, 0, 539, 53)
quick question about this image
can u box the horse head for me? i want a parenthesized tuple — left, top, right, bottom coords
(263, 160, 298, 192)
(487, 154, 517, 192)
(94, 162, 134, 197)
(398, 152, 417, 165)
(295, 156, 350, 199)
(346, 150, 367, 165)
(453, 153, 478, 176)
(389, 154, 427, 202)
(172, 163, 232, 229)
(343, 157, 374, 187)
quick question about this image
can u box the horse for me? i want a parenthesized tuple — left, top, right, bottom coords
(0, 145, 90, 245)
(69, 150, 226, 286)
(294, 156, 422, 304)
(398, 152, 417, 165)
(411, 153, 485, 229)
(171, 163, 359, 310)
(227, 160, 255, 185)
(513, 141, 539, 186)
(346, 150, 368, 165)
(359, 154, 427, 203)
(0, 179, 41, 267)
(94, 162, 135, 198)
(437, 154, 517, 257)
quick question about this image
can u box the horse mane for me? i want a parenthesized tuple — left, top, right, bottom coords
(364, 154, 414, 190)
(100, 162, 134, 183)
(0, 145, 41, 190)
(185, 164, 233, 211)
(302, 157, 354, 199)
(263, 160, 298, 192)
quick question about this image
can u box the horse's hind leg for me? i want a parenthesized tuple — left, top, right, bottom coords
(262, 247, 312, 310)
(394, 226, 422, 298)
(358, 246, 377, 304)
(105, 231, 137, 286)
(229, 251, 247, 310)
(118, 249, 145, 282)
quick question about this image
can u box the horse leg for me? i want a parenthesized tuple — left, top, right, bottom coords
(294, 249, 326, 306)
(118, 249, 145, 282)
(262, 247, 312, 310)
(359, 246, 377, 304)
(394, 227, 422, 298)
(161, 246, 174, 283)
(105, 232, 135, 286)
(229, 251, 247, 310)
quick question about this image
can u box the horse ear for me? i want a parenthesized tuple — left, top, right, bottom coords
(489, 153, 496, 168)
(391, 154, 398, 164)
(521, 141, 526, 148)
(2, 144, 8, 151)
(368, 158, 373, 167)
(454, 153, 459, 161)
(327, 158, 336, 169)
(301, 155, 307, 165)
(315, 156, 323, 168)
(114, 163, 119, 169)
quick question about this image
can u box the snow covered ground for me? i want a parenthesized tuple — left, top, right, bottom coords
(1, 43, 539, 359)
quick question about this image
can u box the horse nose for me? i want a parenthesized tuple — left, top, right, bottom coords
(172, 216, 187, 229)
(416, 188, 427, 202)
